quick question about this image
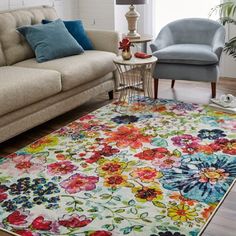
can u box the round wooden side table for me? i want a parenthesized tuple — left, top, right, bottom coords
(113, 56, 157, 104)
(129, 35, 153, 53)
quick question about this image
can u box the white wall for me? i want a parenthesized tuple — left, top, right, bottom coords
(77, 0, 115, 30)
(0, 0, 78, 19)
(76, 0, 127, 32)
(220, 24, 236, 78)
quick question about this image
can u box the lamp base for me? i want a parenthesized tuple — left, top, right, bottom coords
(125, 5, 141, 39)
(126, 32, 141, 39)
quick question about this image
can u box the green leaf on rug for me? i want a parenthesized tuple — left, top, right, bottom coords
(114, 217, 124, 223)
(156, 225, 168, 231)
(151, 138, 168, 147)
(0, 176, 11, 183)
(102, 224, 115, 231)
(100, 194, 111, 199)
(154, 215, 166, 221)
(122, 226, 132, 234)
(33, 151, 49, 158)
(173, 149, 182, 157)
(88, 207, 98, 212)
(153, 200, 166, 208)
(140, 212, 148, 219)
(168, 226, 181, 231)
(133, 225, 144, 232)
(66, 207, 74, 213)
(128, 200, 135, 206)
(84, 192, 92, 198)
(115, 209, 125, 213)
(130, 207, 138, 215)
(113, 196, 121, 201)
(76, 207, 84, 212)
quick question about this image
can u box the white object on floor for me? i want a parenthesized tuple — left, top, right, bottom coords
(209, 103, 236, 114)
(210, 94, 236, 108)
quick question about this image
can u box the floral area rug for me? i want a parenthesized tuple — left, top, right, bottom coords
(0, 98, 236, 236)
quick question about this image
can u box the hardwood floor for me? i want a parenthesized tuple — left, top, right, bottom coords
(0, 78, 235, 236)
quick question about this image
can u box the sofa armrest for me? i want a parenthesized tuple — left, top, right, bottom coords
(150, 26, 174, 53)
(212, 27, 226, 60)
(86, 30, 120, 55)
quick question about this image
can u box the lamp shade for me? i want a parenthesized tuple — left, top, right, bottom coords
(116, 0, 147, 5)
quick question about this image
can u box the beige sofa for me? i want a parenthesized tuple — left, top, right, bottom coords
(0, 6, 119, 143)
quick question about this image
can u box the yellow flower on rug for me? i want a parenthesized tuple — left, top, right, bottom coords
(167, 204, 198, 222)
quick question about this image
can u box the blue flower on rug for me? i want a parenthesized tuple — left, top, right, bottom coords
(201, 116, 219, 127)
(197, 129, 226, 140)
(156, 232, 186, 236)
(160, 153, 236, 203)
(111, 115, 139, 124)
(171, 102, 199, 112)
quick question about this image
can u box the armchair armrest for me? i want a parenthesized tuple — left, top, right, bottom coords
(150, 26, 174, 53)
(86, 30, 120, 55)
(212, 27, 226, 60)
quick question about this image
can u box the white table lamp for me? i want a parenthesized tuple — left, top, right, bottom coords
(116, 0, 147, 39)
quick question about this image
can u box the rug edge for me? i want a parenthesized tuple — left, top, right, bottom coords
(198, 178, 236, 236)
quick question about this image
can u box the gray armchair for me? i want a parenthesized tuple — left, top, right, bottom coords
(150, 18, 225, 99)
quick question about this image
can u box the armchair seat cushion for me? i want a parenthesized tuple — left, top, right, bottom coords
(153, 44, 218, 65)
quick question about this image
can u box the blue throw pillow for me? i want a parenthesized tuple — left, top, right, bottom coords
(42, 19, 94, 50)
(18, 19, 84, 63)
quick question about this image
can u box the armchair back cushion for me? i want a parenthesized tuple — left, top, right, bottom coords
(0, 6, 57, 65)
(167, 18, 222, 45)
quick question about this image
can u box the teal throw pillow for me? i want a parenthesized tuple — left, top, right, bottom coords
(42, 19, 94, 50)
(18, 19, 84, 63)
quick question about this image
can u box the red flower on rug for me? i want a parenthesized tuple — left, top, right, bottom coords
(0, 154, 46, 175)
(58, 214, 92, 228)
(201, 205, 216, 219)
(0, 185, 7, 202)
(104, 174, 128, 188)
(6, 211, 28, 225)
(130, 167, 163, 182)
(60, 173, 99, 194)
(89, 230, 112, 236)
(210, 138, 236, 155)
(47, 161, 77, 175)
(14, 230, 33, 236)
(105, 125, 151, 149)
(80, 114, 96, 121)
(31, 216, 52, 231)
(169, 192, 197, 206)
(86, 145, 119, 164)
(135, 147, 170, 161)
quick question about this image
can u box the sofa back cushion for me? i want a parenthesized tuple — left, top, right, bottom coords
(0, 6, 57, 65)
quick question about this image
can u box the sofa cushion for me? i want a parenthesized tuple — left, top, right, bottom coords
(153, 44, 219, 65)
(0, 66, 61, 117)
(42, 19, 94, 50)
(14, 50, 116, 91)
(18, 19, 84, 63)
(0, 6, 57, 65)
(0, 42, 6, 66)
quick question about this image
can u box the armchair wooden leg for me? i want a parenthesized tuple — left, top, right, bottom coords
(108, 90, 114, 100)
(211, 82, 216, 98)
(171, 80, 175, 88)
(154, 79, 159, 99)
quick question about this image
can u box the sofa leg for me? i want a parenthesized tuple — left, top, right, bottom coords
(171, 80, 175, 88)
(211, 82, 216, 98)
(154, 79, 159, 99)
(108, 90, 114, 100)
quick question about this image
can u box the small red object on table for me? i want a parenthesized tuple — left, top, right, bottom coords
(134, 52, 152, 59)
